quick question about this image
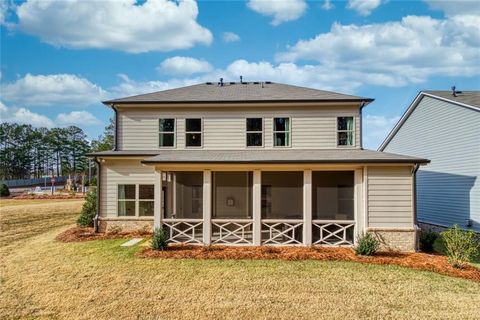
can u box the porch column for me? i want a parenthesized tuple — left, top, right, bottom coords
(203, 170, 212, 245)
(303, 170, 312, 245)
(253, 170, 262, 245)
(154, 169, 162, 229)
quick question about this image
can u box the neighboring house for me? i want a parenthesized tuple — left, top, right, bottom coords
(380, 90, 480, 233)
(88, 81, 428, 251)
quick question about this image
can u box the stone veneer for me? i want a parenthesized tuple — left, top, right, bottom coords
(368, 227, 419, 252)
(98, 219, 153, 233)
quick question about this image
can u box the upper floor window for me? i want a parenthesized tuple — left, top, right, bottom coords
(246, 118, 263, 147)
(159, 118, 175, 147)
(337, 117, 354, 146)
(273, 117, 291, 147)
(186, 118, 202, 147)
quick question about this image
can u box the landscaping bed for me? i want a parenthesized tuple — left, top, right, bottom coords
(12, 193, 86, 200)
(55, 226, 151, 242)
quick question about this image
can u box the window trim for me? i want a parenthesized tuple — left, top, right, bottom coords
(185, 118, 203, 148)
(336, 116, 356, 148)
(117, 184, 155, 217)
(272, 117, 292, 148)
(245, 117, 264, 148)
(158, 118, 176, 149)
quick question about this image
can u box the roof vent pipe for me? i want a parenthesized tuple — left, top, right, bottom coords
(451, 85, 462, 97)
(240, 75, 243, 83)
(219, 78, 224, 86)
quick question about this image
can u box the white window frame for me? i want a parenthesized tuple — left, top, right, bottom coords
(245, 117, 264, 148)
(158, 118, 176, 149)
(117, 184, 155, 217)
(185, 118, 203, 148)
(336, 116, 355, 147)
(273, 117, 291, 148)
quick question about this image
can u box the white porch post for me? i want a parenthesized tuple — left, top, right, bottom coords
(303, 169, 312, 245)
(154, 169, 162, 229)
(203, 170, 212, 245)
(253, 170, 262, 245)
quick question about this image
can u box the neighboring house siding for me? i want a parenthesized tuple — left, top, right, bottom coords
(116, 106, 360, 150)
(383, 96, 480, 231)
(367, 166, 413, 228)
(100, 159, 155, 217)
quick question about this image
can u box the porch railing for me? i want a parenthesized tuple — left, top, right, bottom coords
(211, 219, 253, 245)
(312, 220, 355, 246)
(163, 218, 203, 244)
(261, 219, 303, 245)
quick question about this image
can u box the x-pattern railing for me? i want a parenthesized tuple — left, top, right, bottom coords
(312, 220, 355, 246)
(212, 219, 253, 245)
(163, 219, 203, 244)
(262, 220, 303, 245)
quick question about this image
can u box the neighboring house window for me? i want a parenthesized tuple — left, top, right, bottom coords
(337, 117, 354, 146)
(246, 118, 263, 147)
(159, 119, 175, 147)
(186, 118, 202, 147)
(118, 184, 136, 216)
(118, 184, 154, 216)
(273, 117, 291, 147)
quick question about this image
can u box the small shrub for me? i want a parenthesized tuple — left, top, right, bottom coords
(76, 189, 96, 227)
(0, 184, 10, 197)
(151, 227, 169, 251)
(419, 230, 439, 253)
(441, 225, 480, 268)
(355, 233, 380, 256)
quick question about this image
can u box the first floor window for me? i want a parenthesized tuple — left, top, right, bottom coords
(159, 118, 175, 147)
(273, 117, 290, 147)
(139, 184, 154, 216)
(118, 184, 136, 216)
(118, 184, 154, 217)
(246, 118, 263, 147)
(186, 118, 202, 147)
(337, 117, 354, 146)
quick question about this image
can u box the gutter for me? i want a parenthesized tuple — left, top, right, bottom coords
(359, 101, 367, 149)
(93, 157, 101, 232)
(412, 163, 420, 251)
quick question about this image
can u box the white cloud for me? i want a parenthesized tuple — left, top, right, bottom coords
(0, 101, 55, 128)
(1, 73, 107, 106)
(222, 32, 241, 43)
(424, 0, 480, 16)
(158, 56, 213, 76)
(247, 0, 307, 26)
(276, 15, 480, 86)
(322, 0, 334, 11)
(363, 114, 401, 149)
(56, 111, 101, 126)
(347, 0, 382, 16)
(13, 0, 212, 53)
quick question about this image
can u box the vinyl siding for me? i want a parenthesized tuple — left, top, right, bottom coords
(117, 106, 360, 150)
(367, 166, 414, 228)
(100, 159, 155, 217)
(383, 96, 480, 231)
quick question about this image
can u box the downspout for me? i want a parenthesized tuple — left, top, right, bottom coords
(412, 163, 420, 251)
(359, 101, 366, 149)
(93, 157, 101, 232)
(111, 104, 119, 151)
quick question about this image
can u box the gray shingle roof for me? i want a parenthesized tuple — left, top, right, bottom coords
(87, 149, 428, 164)
(423, 90, 480, 109)
(103, 82, 373, 105)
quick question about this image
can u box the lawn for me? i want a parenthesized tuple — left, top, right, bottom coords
(1, 200, 479, 319)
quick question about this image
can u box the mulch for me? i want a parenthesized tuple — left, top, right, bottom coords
(55, 227, 480, 282)
(13, 194, 86, 200)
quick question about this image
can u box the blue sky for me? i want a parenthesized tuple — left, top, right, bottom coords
(1, 0, 479, 149)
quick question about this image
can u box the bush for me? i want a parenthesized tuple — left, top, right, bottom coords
(419, 230, 439, 252)
(77, 189, 96, 227)
(355, 233, 380, 256)
(151, 227, 169, 251)
(0, 184, 10, 197)
(441, 225, 480, 268)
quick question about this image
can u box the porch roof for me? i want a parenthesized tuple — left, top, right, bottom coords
(87, 149, 429, 164)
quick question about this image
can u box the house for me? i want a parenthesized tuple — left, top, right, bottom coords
(379, 90, 480, 233)
(88, 81, 429, 251)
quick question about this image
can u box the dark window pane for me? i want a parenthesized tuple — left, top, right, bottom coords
(312, 171, 354, 220)
(159, 133, 174, 147)
(186, 133, 202, 147)
(247, 133, 262, 146)
(186, 118, 201, 132)
(247, 118, 262, 131)
(274, 118, 289, 131)
(274, 132, 290, 147)
(338, 132, 353, 146)
(337, 117, 353, 131)
(139, 184, 154, 199)
(118, 200, 135, 216)
(118, 184, 135, 199)
(159, 119, 175, 132)
(139, 201, 154, 216)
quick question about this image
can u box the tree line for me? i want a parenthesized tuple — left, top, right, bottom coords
(0, 119, 114, 180)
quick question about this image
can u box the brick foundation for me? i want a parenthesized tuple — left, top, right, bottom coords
(368, 228, 419, 252)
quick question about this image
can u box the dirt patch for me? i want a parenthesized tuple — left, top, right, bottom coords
(13, 194, 85, 200)
(137, 245, 480, 282)
(55, 226, 151, 242)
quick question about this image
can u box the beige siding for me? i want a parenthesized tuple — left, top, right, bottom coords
(100, 159, 155, 217)
(117, 106, 360, 150)
(367, 166, 414, 228)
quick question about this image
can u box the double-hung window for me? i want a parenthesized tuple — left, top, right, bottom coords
(118, 184, 136, 216)
(138, 185, 154, 216)
(246, 118, 263, 147)
(337, 117, 354, 146)
(118, 184, 154, 217)
(159, 118, 175, 147)
(186, 118, 202, 147)
(273, 117, 291, 147)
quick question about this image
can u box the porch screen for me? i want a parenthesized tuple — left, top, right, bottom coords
(312, 171, 354, 220)
(261, 171, 303, 219)
(164, 172, 203, 219)
(212, 172, 253, 219)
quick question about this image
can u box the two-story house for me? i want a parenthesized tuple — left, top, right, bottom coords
(88, 82, 429, 251)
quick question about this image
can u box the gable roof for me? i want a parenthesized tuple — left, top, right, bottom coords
(379, 90, 480, 151)
(103, 82, 374, 105)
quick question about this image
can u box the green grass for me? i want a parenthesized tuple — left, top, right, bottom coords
(1, 200, 480, 319)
